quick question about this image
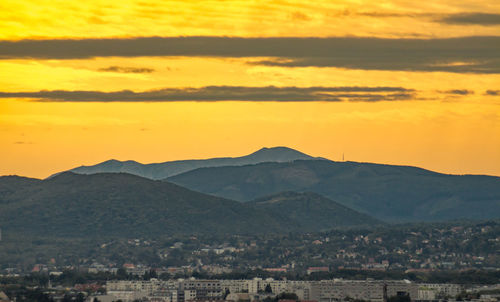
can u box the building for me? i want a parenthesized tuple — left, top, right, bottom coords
(417, 284, 463, 300)
(180, 279, 223, 302)
(0, 291, 11, 302)
(107, 279, 179, 302)
(310, 280, 418, 302)
(307, 267, 330, 275)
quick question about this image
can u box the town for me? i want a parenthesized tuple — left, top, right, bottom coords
(1, 275, 499, 302)
(1, 221, 498, 301)
(2, 221, 498, 276)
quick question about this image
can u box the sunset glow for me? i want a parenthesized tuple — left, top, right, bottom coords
(1, 0, 499, 178)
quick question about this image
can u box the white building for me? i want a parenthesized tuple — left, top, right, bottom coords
(417, 283, 463, 300)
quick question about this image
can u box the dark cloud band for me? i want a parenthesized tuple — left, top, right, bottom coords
(0, 36, 499, 73)
(441, 89, 474, 95)
(438, 13, 500, 26)
(485, 90, 500, 96)
(98, 66, 155, 73)
(0, 86, 416, 102)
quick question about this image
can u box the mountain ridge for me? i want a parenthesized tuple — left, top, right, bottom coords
(50, 146, 323, 180)
(0, 171, 378, 237)
(167, 159, 500, 222)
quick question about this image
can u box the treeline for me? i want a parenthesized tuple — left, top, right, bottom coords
(2, 269, 498, 287)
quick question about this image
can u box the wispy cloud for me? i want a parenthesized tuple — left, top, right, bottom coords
(334, 10, 500, 27)
(0, 36, 498, 73)
(98, 66, 155, 73)
(13, 141, 34, 144)
(485, 90, 500, 96)
(0, 86, 416, 102)
(437, 13, 500, 26)
(441, 89, 474, 95)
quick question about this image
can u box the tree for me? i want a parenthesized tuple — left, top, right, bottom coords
(76, 292, 85, 302)
(265, 284, 273, 293)
(387, 295, 411, 302)
(116, 268, 128, 280)
(275, 292, 298, 301)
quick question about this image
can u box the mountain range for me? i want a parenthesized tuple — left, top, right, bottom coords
(0, 172, 379, 237)
(54, 147, 321, 180)
(2, 146, 500, 237)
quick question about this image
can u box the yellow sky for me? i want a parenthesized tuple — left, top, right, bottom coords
(2, 0, 500, 39)
(1, 0, 500, 178)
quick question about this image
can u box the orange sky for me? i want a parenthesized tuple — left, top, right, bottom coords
(1, 0, 500, 178)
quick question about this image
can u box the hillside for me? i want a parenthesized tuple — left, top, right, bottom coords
(0, 172, 378, 237)
(250, 191, 381, 231)
(0, 172, 287, 237)
(54, 147, 321, 180)
(0, 175, 40, 202)
(167, 160, 500, 222)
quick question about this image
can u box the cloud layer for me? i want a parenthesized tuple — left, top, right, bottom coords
(438, 13, 500, 26)
(0, 36, 499, 73)
(0, 86, 415, 102)
(98, 66, 155, 73)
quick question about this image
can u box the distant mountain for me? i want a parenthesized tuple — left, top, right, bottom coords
(250, 191, 381, 231)
(167, 160, 500, 222)
(52, 147, 321, 180)
(0, 172, 377, 237)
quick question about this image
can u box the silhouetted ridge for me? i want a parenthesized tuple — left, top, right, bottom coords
(49, 146, 321, 180)
(245, 146, 315, 162)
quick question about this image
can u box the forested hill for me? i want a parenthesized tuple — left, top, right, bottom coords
(0, 172, 379, 237)
(168, 160, 500, 222)
(250, 191, 381, 231)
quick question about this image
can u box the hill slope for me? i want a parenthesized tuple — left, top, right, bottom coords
(0, 175, 40, 203)
(167, 160, 500, 222)
(0, 172, 287, 236)
(54, 147, 321, 180)
(250, 191, 381, 231)
(0, 172, 378, 237)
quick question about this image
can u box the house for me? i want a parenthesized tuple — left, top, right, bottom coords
(306, 267, 329, 275)
(0, 291, 11, 302)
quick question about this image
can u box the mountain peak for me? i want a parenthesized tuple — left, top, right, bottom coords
(246, 146, 315, 162)
(253, 146, 308, 154)
(101, 159, 122, 164)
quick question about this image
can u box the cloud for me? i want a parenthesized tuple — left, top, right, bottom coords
(340, 11, 500, 27)
(0, 36, 499, 73)
(351, 11, 423, 18)
(98, 66, 155, 73)
(0, 86, 416, 103)
(290, 11, 311, 21)
(442, 89, 474, 95)
(335, 10, 500, 27)
(485, 90, 500, 96)
(437, 13, 500, 26)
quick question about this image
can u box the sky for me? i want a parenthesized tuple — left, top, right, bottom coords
(1, 0, 500, 178)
